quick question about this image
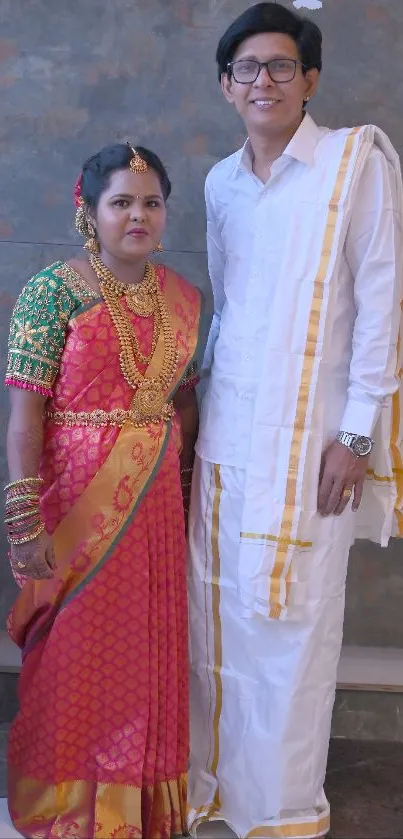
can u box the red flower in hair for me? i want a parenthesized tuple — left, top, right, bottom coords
(74, 174, 83, 207)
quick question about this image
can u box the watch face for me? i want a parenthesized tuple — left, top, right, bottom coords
(352, 436, 372, 457)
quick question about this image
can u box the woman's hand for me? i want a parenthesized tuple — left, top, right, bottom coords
(10, 530, 56, 580)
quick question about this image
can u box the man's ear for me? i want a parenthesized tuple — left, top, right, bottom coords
(303, 67, 320, 101)
(221, 72, 236, 104)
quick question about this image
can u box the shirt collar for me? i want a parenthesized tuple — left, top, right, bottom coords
(236, 112, 322, 175)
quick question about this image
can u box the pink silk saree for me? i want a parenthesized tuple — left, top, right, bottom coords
(7, 264, 203, 839)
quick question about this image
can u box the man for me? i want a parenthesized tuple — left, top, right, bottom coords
(188, 3, 403, 837)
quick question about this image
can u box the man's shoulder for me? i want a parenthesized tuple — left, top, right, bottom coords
(316, 124, 361, 148)
(318, 123, 390, 150)
(205, 148, 243, 192)
(317, 124, 395, 173)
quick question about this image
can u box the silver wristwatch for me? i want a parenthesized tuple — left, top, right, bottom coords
(337, 431, 373, 457)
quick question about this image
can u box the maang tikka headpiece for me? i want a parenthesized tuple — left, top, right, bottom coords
(129, 146, 148, 174)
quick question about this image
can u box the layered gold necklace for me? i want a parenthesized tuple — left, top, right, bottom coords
(90, 254, 178, 422)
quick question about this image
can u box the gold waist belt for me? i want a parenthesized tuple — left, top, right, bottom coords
(45, 402, 175, 429)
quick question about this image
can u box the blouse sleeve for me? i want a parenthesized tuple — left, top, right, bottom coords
(5, 270, 77, 397)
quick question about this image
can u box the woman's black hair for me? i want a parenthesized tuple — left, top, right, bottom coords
(80, 144, 171, 210)
(216, 1, 322, 80)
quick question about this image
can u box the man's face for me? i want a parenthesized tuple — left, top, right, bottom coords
(221, 32, 319, 137)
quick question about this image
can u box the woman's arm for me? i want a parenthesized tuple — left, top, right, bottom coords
(6, 389, 56, 579)
(174, 387, 199, 521)
(7, 388, 46, 480)
(4, 268, 78, 577)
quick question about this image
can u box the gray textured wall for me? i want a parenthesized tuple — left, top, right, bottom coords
(0, 0, 402, 642)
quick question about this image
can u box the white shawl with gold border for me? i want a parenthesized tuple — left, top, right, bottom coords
(238, 125, 403, 621)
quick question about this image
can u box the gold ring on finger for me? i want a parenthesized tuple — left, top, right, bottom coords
(16, 561, 26, 569)
(343, 489, 352, 499)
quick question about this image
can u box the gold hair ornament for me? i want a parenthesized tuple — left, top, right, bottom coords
(129, 147, 148, 174)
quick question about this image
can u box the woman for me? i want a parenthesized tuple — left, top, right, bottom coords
(4, 143, 203, 839)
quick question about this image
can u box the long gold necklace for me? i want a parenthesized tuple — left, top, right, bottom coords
(90, 254, 160, 366)
(90, 255, 178, 421)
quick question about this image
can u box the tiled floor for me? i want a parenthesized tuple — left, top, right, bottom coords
(326, 739, 403, 838)
(0, 735, 402, 838)
(0, 800, 20, 839)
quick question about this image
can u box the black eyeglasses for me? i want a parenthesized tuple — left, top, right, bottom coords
(228, 58, 304, 84)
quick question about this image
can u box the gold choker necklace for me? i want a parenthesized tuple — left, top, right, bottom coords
(90, 255, 157, 317)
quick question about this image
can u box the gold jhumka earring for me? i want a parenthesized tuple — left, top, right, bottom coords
(83, 220, 100, 254)
(75, 202, 100, 254)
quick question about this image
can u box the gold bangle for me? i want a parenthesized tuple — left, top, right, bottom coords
(4, 508, 39, 524)
(7, 519, 42, 536)
(8, 523, 45, 545)
(180, 467, 193, 474)
(4, 477, 43, 492)
(5, 508, 40, 523)
(5, 493, 41, 504)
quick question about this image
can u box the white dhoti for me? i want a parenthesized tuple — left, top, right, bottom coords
(188, 457, 357, 838)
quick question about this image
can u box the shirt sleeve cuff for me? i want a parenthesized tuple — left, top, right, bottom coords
(340, 398, 381, 438)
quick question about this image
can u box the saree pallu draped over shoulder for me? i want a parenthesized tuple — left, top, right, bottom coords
(6, 263, 203, 839)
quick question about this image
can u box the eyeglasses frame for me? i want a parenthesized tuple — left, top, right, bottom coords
(227, 58, 306, 85)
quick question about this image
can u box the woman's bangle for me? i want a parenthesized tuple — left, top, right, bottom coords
(4, 477, 43, 493)
(7, 522, 45, 546)
(4, 478, 44, 545)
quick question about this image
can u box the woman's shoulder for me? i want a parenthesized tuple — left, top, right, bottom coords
(157, 263, 203, 305)
(22, 261, 65, 289)
(18, 262, 73, 300)
(18, 261, 97, 307)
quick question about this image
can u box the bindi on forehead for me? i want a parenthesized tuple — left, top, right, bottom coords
(106, 170, 162, 196)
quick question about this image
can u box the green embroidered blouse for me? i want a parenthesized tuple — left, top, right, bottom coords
(5, 262, 98, 396)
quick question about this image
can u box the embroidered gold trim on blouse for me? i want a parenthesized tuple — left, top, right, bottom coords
(54, 263, 99, 301)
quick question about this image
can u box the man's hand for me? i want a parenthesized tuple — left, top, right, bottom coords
(317, 440, 369, 517)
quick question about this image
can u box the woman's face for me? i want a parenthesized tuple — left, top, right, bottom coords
(91, 167, 166, 262)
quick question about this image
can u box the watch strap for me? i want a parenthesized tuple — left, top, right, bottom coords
(337, 431, 357, 449)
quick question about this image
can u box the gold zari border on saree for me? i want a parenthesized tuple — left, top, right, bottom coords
(9, 772, 187, 839)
